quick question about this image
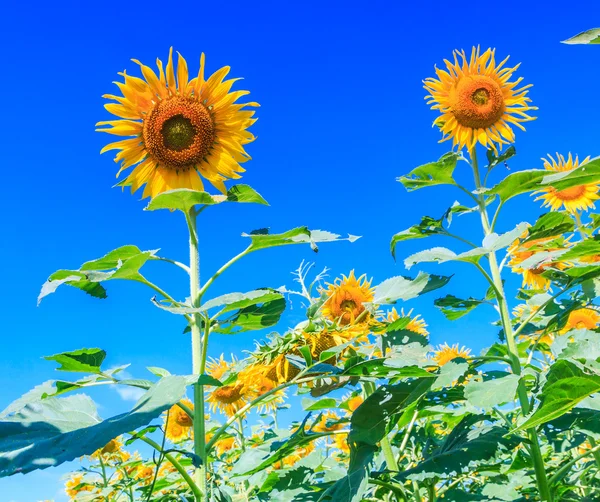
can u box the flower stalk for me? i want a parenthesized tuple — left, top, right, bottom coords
(469, 147, 552, 501)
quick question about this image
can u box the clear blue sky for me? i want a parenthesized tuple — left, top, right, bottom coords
(1, 1, 599, 499)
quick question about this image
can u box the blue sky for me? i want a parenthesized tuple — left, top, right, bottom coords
(1, 0, 600, 499)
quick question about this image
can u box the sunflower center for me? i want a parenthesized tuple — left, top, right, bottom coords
(213, 385, 243, 404)
(452, 75, 505, 129)
(553, 185, 586, 201)
(340, 299, 357, 311)
(175, 411, 193, 427)
(143, 96, 215, 170)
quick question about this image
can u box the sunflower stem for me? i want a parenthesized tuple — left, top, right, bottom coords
(469, 146, 552, 502)
(187, 208, 207, 501)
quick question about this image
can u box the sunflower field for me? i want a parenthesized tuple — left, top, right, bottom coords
(4, 24, 600, 502)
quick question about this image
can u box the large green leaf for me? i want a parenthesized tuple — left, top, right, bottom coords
(145, 184, 269, 212)
(399, 415, 517, 481)
(44, 348, 106, 374)
(513, 360, 600, 432)
(348, 379, 433, 446)
(0, 376, 188, 476)
(214, 296, 287, 334)
(243, 227, 359, 253)
(488, 170, 548, 203)
(370, 272, 451, 305)
(202, 290, 284, 313)
(562, 28, 600, 45)
(398, 152, 463, 191)
(464, 372, 520, 410)
(0, 381, 56, 419)
(38, 246, 158, 304)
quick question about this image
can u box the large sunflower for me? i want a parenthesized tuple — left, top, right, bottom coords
(163, 398, 194, 443)
(321, 271, 374, 325)
(534, 154, 597, 213)
(560, 308, 600, 333)
(424, 47, 536, 152)
(98, 48, 258, 198)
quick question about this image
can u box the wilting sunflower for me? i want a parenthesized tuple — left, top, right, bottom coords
(534, 154, 597, 213)
(322, 271, 374, 325)
(424, 47, 536, 152)
(264, 353, 303, 384)
(90, 436, 129, 462)
(507, 233, 570, 290)
(98, 48, 258, 198)
(163, 398, 194, 442)
(207, 381, 255, 417)
(238, 364, 286, 413)
(431, 343, 471, 366)
(560, 308, 600, 333)
(386, 308, 429, 337)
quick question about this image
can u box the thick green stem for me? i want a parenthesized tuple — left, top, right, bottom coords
(363, 381, 399, 471)
(469, 147, 552, 501)
(187, 209, 207, 501)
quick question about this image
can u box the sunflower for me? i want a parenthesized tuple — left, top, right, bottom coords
(90, 436, 129, 462)
(163, 398, 194, 442)
(507, 234, 570, 290)
(345, 394, 364, 412)
(386, 308, 429, 337)
(214, 436, 238, 456)
(431, 343, 471, 366)
(534, 154, 597, 213)
(560, 308, 600, 333)
(207, 382, 255, 417)
(332, 432, 350, 455)
(424, 47, 536, 152)
(273, 440, 316, 469)
(65, 474, 93, 498)
(98, 48, 258, 199)
(238, 364, 286, 413)
(322, 271, 374, 325)
(264, 353, 303, 384)
(135, 465, 155, 485)
(313, 411, 345, 433)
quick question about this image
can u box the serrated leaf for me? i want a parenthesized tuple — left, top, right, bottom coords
(225, 185, 269, 205)
(398, 152, 463, 191)
(513, 360, 600, 432)
(44, 348, 106, 374)
(562, 28, 600, 44)
(0, 381, 56, 419)
(242, 227, 357, 253)
(434, 295, 484, 320)
(524, 213, 574, 242)
(202, 290, 284, 313)
(0, 376, 189, 476)
(215, 296, 286, 334)
(370, 272, 451, 305)
(464, 372, 520, 410)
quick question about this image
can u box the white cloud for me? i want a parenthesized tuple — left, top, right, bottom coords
(114, 385, 145, 402)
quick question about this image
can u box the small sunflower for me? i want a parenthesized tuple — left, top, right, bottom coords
(386, 308, 429, 337)
(65, 474, 93, 498)
(508, 234, 570, 290)
(135, 465, 155, 485)
(345, 394, 364, 412)
(560, 308, 600, 333)
(98, 48, 258, 198)
(273, 440, 316, 469)
(238, 364, 286, 413)
(91, 436, 129, 462)
(424, 47, 536, 152)
(313, 411, 345, 433)
(431, 343, 471, 366)
(322, 271, 374, 325)
(264, 353, 302, 384)
(214, 436, 238, 456)
(163, 398, 194, 443)
(534, 154, 597, 213)
(332, 432, 350, 455)
(207, 382, 255, 417)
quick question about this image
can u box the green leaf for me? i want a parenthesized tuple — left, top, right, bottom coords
(196, 374, 223, 387)
(38, 246, 158, 304)
(434, 294, 484, 320)
(243, 227, 359, 253)
(44, 348, 106, 374)
(215, 296, 286, 334)
(202, 290, 284, 314)
(398, 152, 463, 191)
(145, 184, 269, 212)
(342, 359, 434, 379)
(399, 415, 517, 481)
(0, 381, 56, 419)
(487, 146, 516, 169)
(0, 376, 189, 476)
(370, 272, 451, 305)
(513, 360, 600, 432)
(489, 170, 548, 203)
(464, 372, 520, 410)
(302, 398, 337, 411)
(562, 28, 600, 44)
(433, 361, 469, 389)
(348, 379, 433, 446)
(524, 213, 574, 242)
(558, 235, 600, 261)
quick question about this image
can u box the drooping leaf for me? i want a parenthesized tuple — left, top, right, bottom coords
(513, 360, 600, 432)
(486, 146, 516, 169)
(44, 348, 106, 374)
(398, 152, 463, 191)
(38, 246, 158, 304)
(434, 295, 484, 320)
(243, 227, 359, 253)
(562, 28, 600, 45)
(370, 272, 451, 305)
(0, 376, 189, 476)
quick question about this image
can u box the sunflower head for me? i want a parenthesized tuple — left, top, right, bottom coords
(207, 381, 255, 417)
(386, 308, 429, 337)
(65, 474, 93, 497)
(424, 47, 536, 152)
(163, 398, 194, 443)
(238, 364, 286, 413)
(431, 343, 471, 366)
(98, 48, 258, 199)
(214, 436, 238, 456)
(321, 271, 374, 325)
(534, 153, 597, 213)
(264, 353, 302, 384)
(313, 411, 345, 433)
(346, 394, 364, 412)
(561, 308, 600, 333)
